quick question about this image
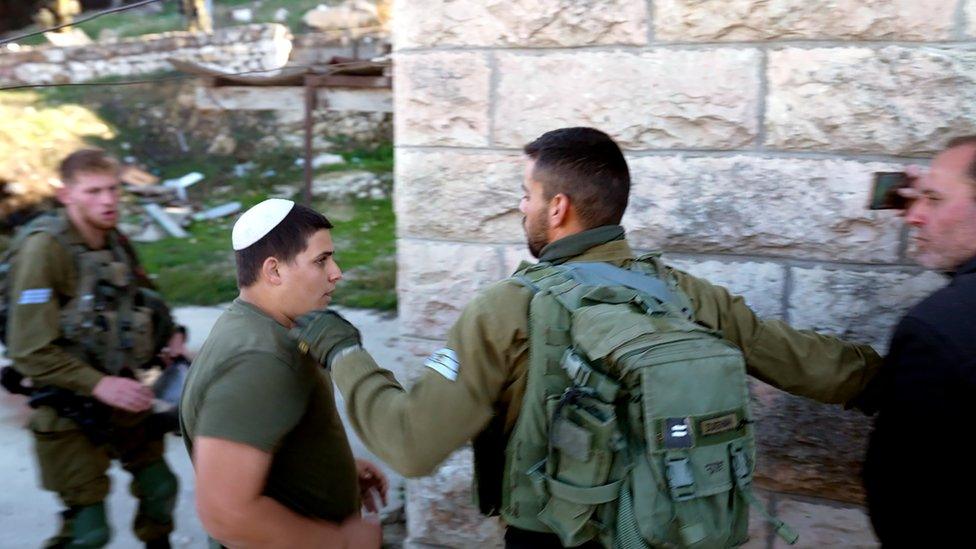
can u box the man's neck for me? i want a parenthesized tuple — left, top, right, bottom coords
(65, 210, 107, 249)
(238, 288, 294, 328)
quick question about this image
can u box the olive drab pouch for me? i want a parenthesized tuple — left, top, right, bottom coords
(501, 256, 797, 548)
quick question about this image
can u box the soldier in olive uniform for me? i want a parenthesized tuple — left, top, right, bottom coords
(293, 128, 883, 548)
(179, 200, 384, 548)
(4, 149, 178, 548)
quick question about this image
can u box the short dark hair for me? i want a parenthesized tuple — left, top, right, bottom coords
(59, 148, 120, 184)
(235, 204, 333, 288)
(523, 127, 630, 228)
(946, 135, 976, 187)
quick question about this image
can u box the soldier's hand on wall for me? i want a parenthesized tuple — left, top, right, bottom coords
(289, 310, 362, 370)
(92, 376, 154, 412)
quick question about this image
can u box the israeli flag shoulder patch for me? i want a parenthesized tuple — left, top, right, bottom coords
(424, 348, 460, 381)
(18, 288, 52, 305)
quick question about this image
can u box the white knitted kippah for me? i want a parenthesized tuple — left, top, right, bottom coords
(232, 198, 295, 250)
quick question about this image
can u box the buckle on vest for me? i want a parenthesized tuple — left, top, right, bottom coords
(560, 349, 591, 386)
(665, 456, 696, 502)
(730, 444, 751, 484)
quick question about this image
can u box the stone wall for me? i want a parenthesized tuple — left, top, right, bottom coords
(0, 23, 292, 86)
(393, 1, 975, 547)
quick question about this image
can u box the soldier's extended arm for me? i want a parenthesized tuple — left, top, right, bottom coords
(331, 287, 525, 477)
(6, 233, 105, 395)
(671, 268, 882, 405)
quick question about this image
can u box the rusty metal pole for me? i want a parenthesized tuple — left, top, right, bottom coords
(303, 75, 317, 206)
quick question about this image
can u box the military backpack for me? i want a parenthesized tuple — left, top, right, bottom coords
(500, 255, 797, 548)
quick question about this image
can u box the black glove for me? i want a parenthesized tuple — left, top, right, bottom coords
(289, 309, 362, 369)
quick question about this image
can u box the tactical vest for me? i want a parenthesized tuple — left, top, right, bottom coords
(497, 255, 797, 548)
(0, 212, 158, 375)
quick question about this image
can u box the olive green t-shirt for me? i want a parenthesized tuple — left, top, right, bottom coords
(180, 298, 359, 522)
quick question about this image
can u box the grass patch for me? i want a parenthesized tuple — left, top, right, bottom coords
(321, 197, 397, 310)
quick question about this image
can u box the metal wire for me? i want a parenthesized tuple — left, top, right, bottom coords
(0, 0, 167, 46)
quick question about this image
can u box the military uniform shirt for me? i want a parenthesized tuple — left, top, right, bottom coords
(333, 232, 883, 477)
(180, 298, 360, 522)
(7, 215, 113, 395)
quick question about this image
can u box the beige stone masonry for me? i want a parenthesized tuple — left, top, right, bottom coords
(663, 257, 785, 319)
(773, 497, 878, 548)
(393, 0, 648, 49)
(789, 266, 947, 350)
(767, 46, 976, 156)
(656, 0, 954, 42)
(968, 0, 976, 38)
(0, 24, 291, 86)
(625, 155, 904, 263)
(404, 448, 505, 548)
(494, 49, 761, 150)
(394, 52, 491, 147)
(397, 239, 531, 340)
(395, 150, 524, 242)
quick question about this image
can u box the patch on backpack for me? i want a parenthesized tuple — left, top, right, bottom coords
(699, 413, 738, 436)
(18, 288, 52, 305)
(663, 417, 694, 449)
(424, 348, 459, 381)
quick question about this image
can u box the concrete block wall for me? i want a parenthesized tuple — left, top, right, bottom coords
(393, 1, 973, 546)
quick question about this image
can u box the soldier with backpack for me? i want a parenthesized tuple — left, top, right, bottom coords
(292, 127, 882, 548)
(0, 149, 179, 548)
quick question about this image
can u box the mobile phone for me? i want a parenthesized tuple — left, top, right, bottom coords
(869, 172, 911, 210)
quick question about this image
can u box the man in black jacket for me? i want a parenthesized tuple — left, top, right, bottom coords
(863, 136, 976, 545)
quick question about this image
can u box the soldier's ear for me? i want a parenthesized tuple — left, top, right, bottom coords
(549, 193, 571, 228)
(262, 256, 283, 286)
(55, 183, 72, 206)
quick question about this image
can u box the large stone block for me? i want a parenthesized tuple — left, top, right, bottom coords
(789, 266, 946, 350)
(394, 52, 490, 147)
(767, 47, 976, 156)
(395, 149, 524, 242)
(663, 256, 786, 319)
(397, 239, 512, 340)
(393, 0, 647, 49)
(625, 155, 903, 263)
(968, 0, 976, 38)
(494, 50, 761, 150)
(655, 0, 953, 42)
(773, 497, 877, 548)
(750, 380, 873, 504)
(405, 448, 504, 548)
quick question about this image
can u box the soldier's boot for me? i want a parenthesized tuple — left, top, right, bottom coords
(130, 460, 177, 545)
(66, 503, 111, 548)
(42, 508, 73, 549)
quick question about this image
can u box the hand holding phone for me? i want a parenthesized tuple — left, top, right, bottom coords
(869, 171, 913, 210)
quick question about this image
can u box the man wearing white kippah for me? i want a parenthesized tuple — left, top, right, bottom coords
(179, 199, 385, 548)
